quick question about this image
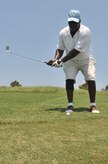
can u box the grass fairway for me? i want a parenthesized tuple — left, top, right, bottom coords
(0, 87, 108, 164)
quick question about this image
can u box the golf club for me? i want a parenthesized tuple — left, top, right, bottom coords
(6, 46, 48, 64)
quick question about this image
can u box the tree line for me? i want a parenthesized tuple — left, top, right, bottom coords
(9, 80, 108, 91)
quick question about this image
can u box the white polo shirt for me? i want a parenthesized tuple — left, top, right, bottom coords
(57, 24, 94, 61)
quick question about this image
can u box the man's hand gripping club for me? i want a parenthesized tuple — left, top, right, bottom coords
(47, 59, 64, 68)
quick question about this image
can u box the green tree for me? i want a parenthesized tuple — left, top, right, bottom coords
(10, 80, 22, 87)
(105, 85, 108, 91)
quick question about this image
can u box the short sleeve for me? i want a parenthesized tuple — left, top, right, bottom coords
(56, 31, 65, 50)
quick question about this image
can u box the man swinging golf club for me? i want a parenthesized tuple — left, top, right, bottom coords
(48, 9, 100, 114)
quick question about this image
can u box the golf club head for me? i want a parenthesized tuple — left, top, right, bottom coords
(6, 46, 11, 53)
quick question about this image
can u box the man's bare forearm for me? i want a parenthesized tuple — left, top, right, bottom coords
(61, 49, 80, 62)
(54, 49, 64, 60)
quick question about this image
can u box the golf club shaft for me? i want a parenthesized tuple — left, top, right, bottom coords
(8, 51, 47, 64)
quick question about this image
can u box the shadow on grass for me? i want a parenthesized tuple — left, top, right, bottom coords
(45, 107, 90, 113)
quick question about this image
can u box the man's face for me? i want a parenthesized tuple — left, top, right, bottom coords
(68, 21, 80, 31)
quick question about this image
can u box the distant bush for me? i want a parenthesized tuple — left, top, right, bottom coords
(106, 85, 108, 91)
(10, 80, 22, 87)
(101, 85, 108, 91)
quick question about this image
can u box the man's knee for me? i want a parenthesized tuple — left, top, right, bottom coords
(66, 79, 75, 90)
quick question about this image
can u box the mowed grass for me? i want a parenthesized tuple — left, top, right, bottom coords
(0, 86, 108, 164)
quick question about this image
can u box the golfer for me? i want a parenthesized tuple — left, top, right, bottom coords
(48, 9, 100, 114)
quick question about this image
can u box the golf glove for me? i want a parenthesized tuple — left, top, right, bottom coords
(52, 60, 63, 68)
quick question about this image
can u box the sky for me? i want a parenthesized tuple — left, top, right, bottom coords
(0, 0, 108, 90)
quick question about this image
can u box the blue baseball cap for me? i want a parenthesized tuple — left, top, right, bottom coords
(68, 10, 81, 23)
